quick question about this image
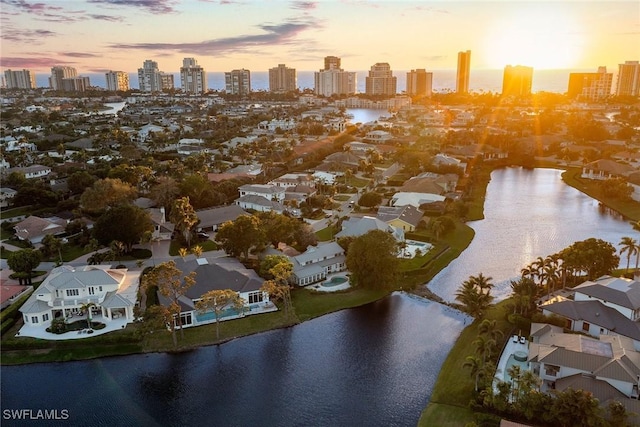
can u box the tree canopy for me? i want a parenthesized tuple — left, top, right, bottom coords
(216, 215, 266, 260)
(93, 204, 153, 252)
(346, 229, 399, 290)
(455, 273, 494, 318)
(7, 249, 42, 285)
(141, 261, 196, 346)
(170, 196, 199, 248)
(80, 177, 137, 214)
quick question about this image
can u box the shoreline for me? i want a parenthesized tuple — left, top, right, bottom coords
(4, 163, 637, 367)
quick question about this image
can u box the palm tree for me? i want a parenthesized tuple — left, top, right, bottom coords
(619, 237, 638, 275)
(478, 318, 504, 344)
(80, 302, 96, 330)
(463, 355, 483, 392)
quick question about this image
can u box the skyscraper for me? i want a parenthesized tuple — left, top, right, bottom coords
(616, 61, 640, 97)
(49, 66, 77, 90)
(324, 56, 341, 70)
(4, 69, 36, 89)
(365, 63, 397, 96)
(456, 50, 471, 94)
(105, 71, 130, 91)
(61, 76, 91, 92)
(568, 66, 613, 101)
(180, 58, 207, 95)
(406, 69, 433, 97)
(159, 73, 174, 91)
(225, 69, 251, 97)
(138, 60, 161, 92)
(269, 64, 297, 92)
(314, 56, 356, 97)
(502, 65, 533, 97)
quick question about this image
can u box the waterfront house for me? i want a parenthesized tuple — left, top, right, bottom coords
(335, 216, 405, 242)
(542, 299, 640, 350)
(287, 242, 346, 286)
(572, 275, 640, 321)
(160, 257, 275, 329)
(19, 265, 140, 329)
(528, 323, 640, 413)
(376, 205, 424, 232)
(581, 159, 635, 181)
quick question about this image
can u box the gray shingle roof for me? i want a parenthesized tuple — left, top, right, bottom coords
(574, 276, 640, 311)
(543, 300, 640, 341)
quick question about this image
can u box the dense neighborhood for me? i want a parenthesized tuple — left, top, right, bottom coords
(2, 86, 640, 426)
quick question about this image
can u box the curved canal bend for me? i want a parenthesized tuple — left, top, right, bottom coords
(1, 167, 633, 426)
(428, 167, 633, 302)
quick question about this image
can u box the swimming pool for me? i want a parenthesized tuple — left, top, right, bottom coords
(323, 276, 348, 287)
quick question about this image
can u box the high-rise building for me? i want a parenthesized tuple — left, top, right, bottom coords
(324, 56, 341, 71)
(269, 64, 297, 92)
(225, 69, 251, 96)
(138, 60, 160, 92)
(365, 63, 397, 96)
(180, 58, 207, 95)
(406, 69, 433, 97)
(502, 65, 533, 97)
(49, 66, 77, 90)
(567, 66, 613, 101)
(160, 73, 175, 91)
(4, 69, 36, 89)
(105, 71, 130, 91)
(61, 76, 91, 92)
(616, 61, 640, 97)
(314, 57, 356, 97)
(137, 60, 175, 92)
(456, 50, 471, 94)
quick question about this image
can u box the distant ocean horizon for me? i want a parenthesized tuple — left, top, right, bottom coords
(34, 68, 606, 95)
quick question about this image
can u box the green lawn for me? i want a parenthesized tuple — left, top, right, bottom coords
(402, 222, 475, 288)
(421, 299, 521, 426)
(346, 176, 370, 188)
(0, 206, 33, 219)
(169, 239, 218, 256)
(562, 168, 640, 221)
(315, 226, 337, 242)
(292, 287, 388, 322)
(418, 403, 475, 427)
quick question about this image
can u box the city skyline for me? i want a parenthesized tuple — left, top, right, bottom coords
(1, 1, 638, 75)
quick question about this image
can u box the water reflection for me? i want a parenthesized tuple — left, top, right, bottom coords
(1, 294, 469, 427)
(427, 167, 633, 302)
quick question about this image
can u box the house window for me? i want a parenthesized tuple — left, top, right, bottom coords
(544, 365, 560, 377)
(89, 287, 95, 295)
(180, 313, 192, 326)
(99, 286, 103, 292)
(31, 316, 38, 324)
(66, 289, 79, 297)
(43, 313, 49, 322)
(248, 292, 263, 304)
(582, 322, 590, 332)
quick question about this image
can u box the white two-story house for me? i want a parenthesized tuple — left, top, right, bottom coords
(19, 265, 140, 329)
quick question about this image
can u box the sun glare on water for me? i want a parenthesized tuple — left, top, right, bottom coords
(483, 4, 585, 70)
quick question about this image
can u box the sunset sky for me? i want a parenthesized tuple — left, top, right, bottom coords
(1, 0, 639, 75)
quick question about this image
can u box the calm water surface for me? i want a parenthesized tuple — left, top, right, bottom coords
(1, 294, 468, 427)
(428, 167, 633, 302)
